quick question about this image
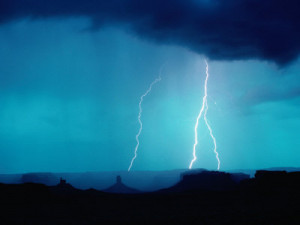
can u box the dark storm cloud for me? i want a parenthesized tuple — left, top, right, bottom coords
(241, 86, 300, 106)
(1, 0, 300, 65)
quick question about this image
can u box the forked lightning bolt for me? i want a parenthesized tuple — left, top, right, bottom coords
(189, 65, 208, 169)
(128, 76, 162, 171)
(204, 100, 220, 170)
(189, 60, 220, 170)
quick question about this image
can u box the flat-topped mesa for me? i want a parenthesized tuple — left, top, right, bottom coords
(160, 170, 251, 193)
(180, 171, 236, 190)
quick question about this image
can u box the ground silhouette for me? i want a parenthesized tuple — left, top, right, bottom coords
(102, 175, 140, 193)
(0, 170, 299, 225)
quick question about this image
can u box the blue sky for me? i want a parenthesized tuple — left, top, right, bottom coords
(0, 3, 299, 173)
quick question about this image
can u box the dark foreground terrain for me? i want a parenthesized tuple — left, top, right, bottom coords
(0, 170, 299, 225)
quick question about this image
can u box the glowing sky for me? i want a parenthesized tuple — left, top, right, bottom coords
(0, 2, 299, 173)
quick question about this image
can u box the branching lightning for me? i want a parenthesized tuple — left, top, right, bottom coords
(189, 60, 220, 170)
(204, 100, 220, 170)
(128, 76, 162, 171)
(189, 64, 208, 169)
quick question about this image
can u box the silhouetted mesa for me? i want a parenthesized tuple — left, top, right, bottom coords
(21, 172, 58, 186)
(50, 177, 78, 195)
(0, 170, 299, 224)
(162, 170, 246, 192)
(254, 170, 300, 187)
(57, 177, 75, 189)
(102, 176, 140, 194)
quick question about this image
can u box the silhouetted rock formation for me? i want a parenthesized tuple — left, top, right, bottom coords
(102, 175, 140, 193)
(241, 170, 300, 190)
(56, 177, 74, 189)
(0, 170, 299, 224)
(255, 170, 287, 179)
(21, 173, 58, 185)
(50, 177, 78, 195)
(162, 171, 239, 192)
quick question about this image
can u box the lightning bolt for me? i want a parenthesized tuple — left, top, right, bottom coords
(128, 76, 162, 171)
(204, 100, 220, 170)
(189, 59, 220, 170)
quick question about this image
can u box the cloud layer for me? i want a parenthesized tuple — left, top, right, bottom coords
(1, 0, 299, 65)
